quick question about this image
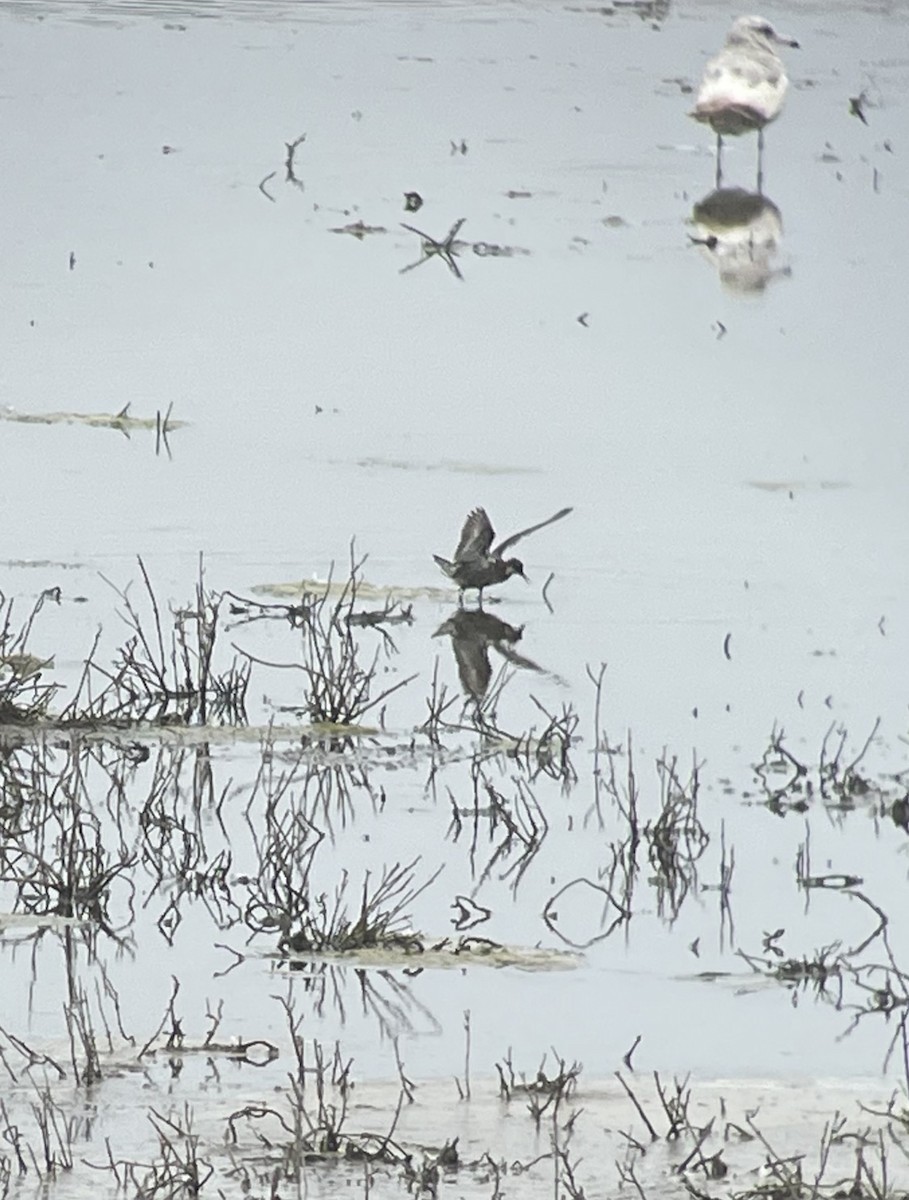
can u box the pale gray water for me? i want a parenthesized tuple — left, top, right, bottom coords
(1, 0, 908, 1193)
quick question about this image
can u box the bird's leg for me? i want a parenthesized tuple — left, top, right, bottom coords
(477, 588, 485, 609)
(715, 132, 724, 190)
(458, 588, 465, 608)
(756, 127, 765, 195)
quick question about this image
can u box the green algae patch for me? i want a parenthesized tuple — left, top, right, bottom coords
(0, 652, 55, 680)
(0, 720, 382, 748)
(747, 479, 850, 492)
(0, 559, 86, 571)
(349, 455, 540, 476)
(0, 912, 91, 934)
(1, 404, 187, 432)
(280, 939, 582, 972)
(252, 577, 455, 602)
(307, 720, 381, 738)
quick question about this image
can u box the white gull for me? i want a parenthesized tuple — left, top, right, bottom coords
(691, 15, 799, 188)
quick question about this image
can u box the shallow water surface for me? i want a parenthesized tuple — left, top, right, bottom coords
(1, 0, 908, 1194)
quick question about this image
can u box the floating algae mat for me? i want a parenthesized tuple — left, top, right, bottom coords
(278, 939, 583, 972)
(253, 577, 456, 601)
(0, 404, 187, 433)
(0, 719, 398, 749)
(345, 455, 541, 476)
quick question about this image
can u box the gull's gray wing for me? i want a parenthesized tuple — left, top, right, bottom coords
(455, 508, 495, 560)
(493, 506, 573, 557)
(724, 48, 782, 87)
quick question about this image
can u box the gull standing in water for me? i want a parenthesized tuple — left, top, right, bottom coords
(434, 506, 572, 605)
(691, 15, 799, 189)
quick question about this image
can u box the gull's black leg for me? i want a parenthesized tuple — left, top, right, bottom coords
(757, 127, 765, 194)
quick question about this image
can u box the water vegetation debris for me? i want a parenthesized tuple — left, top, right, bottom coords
(1, 402, 185, 437)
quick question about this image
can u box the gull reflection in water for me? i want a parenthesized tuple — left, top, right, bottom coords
(433, 609, 545, 703)
(690, 187, 790, 294)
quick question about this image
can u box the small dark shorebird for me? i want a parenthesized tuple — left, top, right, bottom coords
(433, 506, 573, 604)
